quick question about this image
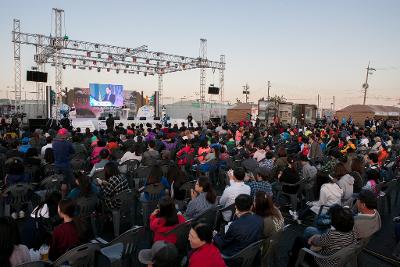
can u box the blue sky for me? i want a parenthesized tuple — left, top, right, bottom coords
(0, 0, 399, 109)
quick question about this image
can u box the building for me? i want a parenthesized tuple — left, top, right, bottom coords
(165, 100, 230, 122)
(336, 104, 400, 125)
(226, 103, 255, 123)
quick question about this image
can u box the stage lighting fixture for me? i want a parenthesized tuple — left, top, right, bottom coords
(93, 61, 97, 65)
(62, 65, 66, 69)
(88, 66, 92, 70)
(116, 69, 119, 74)
(132, 57, 136, 62)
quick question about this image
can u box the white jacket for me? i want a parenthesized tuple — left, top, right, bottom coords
(311, 183, 343, 214)
(336, 174, 355, 201)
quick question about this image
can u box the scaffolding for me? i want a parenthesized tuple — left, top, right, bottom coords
(12, 8, 225, 121)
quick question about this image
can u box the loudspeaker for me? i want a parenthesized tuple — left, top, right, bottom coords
(29, 119, 48, 131)
(127, 117, 135, 120)
(139, 117, 146, 120)
(154, 116, 160, 120)
(208, 86, 220, 95)
(98, 116, 106, 120)
(114, 116, 120, 120)
(27, 71, 48, 82)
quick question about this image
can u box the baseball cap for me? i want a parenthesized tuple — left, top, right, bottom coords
(138, 241, 178, 265)
(57, 128, 68, 136)
(353, 189, 377, 209)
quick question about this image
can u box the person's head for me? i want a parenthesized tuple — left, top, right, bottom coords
(148, 140, 156, 149)
(195, 176, 217, 204)
(99, 148, 110, 160)
(351, 157, 364, 175)
(253, 191, 281, 219)
(106, 87, 111, 94)
(46, 135, 53, 144)
(44, 147, 55, 164)
(0, 217, 22, 267)
(75, 173, 92, 197)
(188, 221, 213, 249)
(366, 169, 380, 183)
(255, 167, 270, 181)
(265, 151, 274, 160)
(104, 162, 120, 180)
(233, 167, 246, 182)
(138, 241, 178, 267)
(368, 153, 378, 164)
(355, 189, 378, 212)
(334, 162, 348, 179)
(97, 139, 106, 147)
(26, 147, 38, 158)
(299, 154, 310, 165)
(148, 165, 163, 184)
(329, 205, 354, 233)
(158, 196, 179, 227)
(235, 194, 253, 215)
(58, 198, 76, 222)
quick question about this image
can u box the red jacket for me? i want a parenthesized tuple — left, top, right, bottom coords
(176, 146, 194, 166)
(189, 243, 226, 267)
(48, 222, 81, 261)
(150, 214, 186, 244)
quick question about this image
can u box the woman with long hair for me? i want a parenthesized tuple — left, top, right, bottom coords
(150, 196, 186, 244)
(350, 157, 364, 193)
(141, 165, 170, 202)
(0, 217, 31, 267)
(97, 162, 129, 209)
(68, 173, 99, 200)
(48, 198, 87, 261)
(334, 162, 354, 201)
(185, 176, 217, 219)
(188, 222, 226, 267)
(253, 192, 284, 238)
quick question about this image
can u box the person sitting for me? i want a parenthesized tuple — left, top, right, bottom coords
(278, 156, 300, 195)
(90, 140, 107, 165)
(353, 189, 381, 239)
(67, 173, 99, 200)
(253, 143, 266, 162)
(334, 162, 354, 201)
(349, 157, 364, 193)
(97, 162, 129, 209)
(0, 217, 31, 267)
(288, 205, 357, 266)
(120, 143, 142, 164)
(141, 140, 160, 166)
(219, 167, 251, 221)
(89, 148, 109, 177)
(141, 165, 170, 202)
(138, 241, 179, 267)
(362, 169, 380, 196)
(246, 167, 273, 198)
(149, 196, 186, 244)
(4, 158, 31, 187)
(188, 221, 226, 267)
(213, 194, 264, 258)
(71, 135, 88, 157)
(253, 191, 284, 239)
(185, 176, 217, 219)
(49, 199, 86, 261)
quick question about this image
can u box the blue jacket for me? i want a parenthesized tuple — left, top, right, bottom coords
(52, 138, 75, 168)
(213, 213, 263, 256)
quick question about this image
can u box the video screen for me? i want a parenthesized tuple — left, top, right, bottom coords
(89, 83, 124, 107)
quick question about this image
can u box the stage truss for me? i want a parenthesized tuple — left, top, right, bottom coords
(12, 8, 225, 123)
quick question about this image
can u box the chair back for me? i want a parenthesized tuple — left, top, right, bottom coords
(162, 220, 193, 255)
(53, 243, 100, 267)
(141, 201, 158, 228)
(145, 184, 165, 201)
(76, 196, 98, 218)
(42, 163, 55, 176)
(112, 189, 135, 212)
(222, 239, 264, 267)
(4, 183, 33, 206)
(134, 166, 152, 179)
(40, 174, 63, 192)
(261, 225, 290, 267)
(92, 169, 105, 180)
(108, 226, 145, 266)
(193, 205, 220, 229)
(15, 261, 51, 267)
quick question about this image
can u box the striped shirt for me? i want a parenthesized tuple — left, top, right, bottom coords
(313, 229, 357, 266)
(185, 192, 215, 219)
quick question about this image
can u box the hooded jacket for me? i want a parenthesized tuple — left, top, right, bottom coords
(311, 183, 343, 214)
(336, 174, 355, 200)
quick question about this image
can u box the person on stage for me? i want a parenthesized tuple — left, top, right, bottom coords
(103, 87, 116, 104)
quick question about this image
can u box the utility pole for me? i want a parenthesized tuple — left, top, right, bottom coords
(317, 94, 320, 119)
(267, 81, 271, 100)
(242, 83, 249, 103)
(362, 61, 376, 105)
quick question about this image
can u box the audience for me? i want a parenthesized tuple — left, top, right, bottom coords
(138, 241, 179, 267)
(185, 176, 217, 219)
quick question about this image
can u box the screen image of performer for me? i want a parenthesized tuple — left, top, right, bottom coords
(103, 87, 116, 104)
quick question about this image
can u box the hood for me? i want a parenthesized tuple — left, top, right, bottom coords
(341, 174, 355, 185)
(323, 183, 343, 199)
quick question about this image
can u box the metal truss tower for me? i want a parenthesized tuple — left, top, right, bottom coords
(199, 39, 207, 125)
(53, 8, 64, 120)
(158, 74, 163, 115)
(219, 54, 225, 120)
(12, 19, 22, 113)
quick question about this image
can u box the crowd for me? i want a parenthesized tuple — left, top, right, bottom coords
(0, 114, 399, 267)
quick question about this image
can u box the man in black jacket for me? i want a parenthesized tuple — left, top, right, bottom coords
(213, 194, 263, 258)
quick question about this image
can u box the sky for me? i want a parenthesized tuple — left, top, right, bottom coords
(0, 0, 399, 109)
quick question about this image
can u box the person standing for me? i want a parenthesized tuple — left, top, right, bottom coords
(106, 114, 114, 131)
(52, 128, 75, 196)
(187, 113, 193, 127)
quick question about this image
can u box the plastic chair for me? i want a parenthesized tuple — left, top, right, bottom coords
(111, 149, 124, 160)
(377, 179, 398, 214)
(95, 226, 145, 267)
(15, 261, 51, 267)
(4, 183, 34, 216)
(222, 239, 264, 267)
(278, 179, 307, 211)
(141, 200, 158, 228)
(40, 174, 63, 193)
(294, 241, 363, 267)
(261, 224, 291, 267)
(216, 203, 236, 233)
(76, 196, 99, 237)
(111, 190, 136, 237)
(53, 243, 101, 267)
(120, 159, 140, 188)
(162, 220, 193, 256)
(193, 205, 221, 229)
